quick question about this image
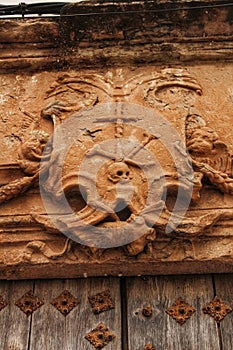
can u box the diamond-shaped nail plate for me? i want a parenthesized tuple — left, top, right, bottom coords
(15, 290, 44, 317)
(88, 290, 114, 314)
(0, 296, 7, 312)
(165, 298, 196, 325)
(50, 290, 80, 316)
(144, 344, 155, 350)
(85, 322, 116, 349)
(203, 296, 232, 322)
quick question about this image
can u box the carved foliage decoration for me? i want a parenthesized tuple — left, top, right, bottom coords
(144, 68, 202, 110)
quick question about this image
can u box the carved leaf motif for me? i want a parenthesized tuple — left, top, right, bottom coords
(0, 175, 36, 205)
(144, 68, 202, 109)
(43, 75, 99, 122)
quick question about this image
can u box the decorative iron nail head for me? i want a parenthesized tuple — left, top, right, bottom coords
(15, 290, 44, 317)
(203, 296, 232, 322)
(88, 289, 115, 314)
(144, 344, 155, 350)
(0, 296, 7, 312)
(142, 306, 153, 317)
(165, 298, 196, 325)
(85, 322, 116, 349)
(50, 289, 80, 316)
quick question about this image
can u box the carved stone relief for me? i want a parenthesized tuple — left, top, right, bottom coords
(0, 66, 233, 278)
(186, 114, 233, 195)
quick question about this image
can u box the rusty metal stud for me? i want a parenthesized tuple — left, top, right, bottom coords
(142, 306, 153, 317)
(50, 289, 80, 316)
(85, 322, 116, 349)
(0, 296, 7, 312)
(15, 290, 44, 317)
(203, 296, 232, 322)
(165, 298, 196, 325)
(144, 344, 155, 350)
(88, 289, 114, 314)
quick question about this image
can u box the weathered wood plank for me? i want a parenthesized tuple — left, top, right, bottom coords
(0, 280, 34, 350)
(126, 275, 220, 350)
(214, 274, 233, 350)
(29, 278, 121, 350)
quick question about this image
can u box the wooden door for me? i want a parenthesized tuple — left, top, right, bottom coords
(0, 274, 233, 350)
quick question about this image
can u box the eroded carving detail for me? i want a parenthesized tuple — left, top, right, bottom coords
(39, 119, 160, 256)
(0, 175, 36, 205)
(144, 68, 202, 109)
(0, 128, 51, 205)
(1, 68, 233, 274)
(37, 107, 233, 258)
(22, 238, 71, 261)
(186, 114, 233, 196)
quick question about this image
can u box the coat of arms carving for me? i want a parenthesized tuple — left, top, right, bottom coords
(0, 67, 233, 278)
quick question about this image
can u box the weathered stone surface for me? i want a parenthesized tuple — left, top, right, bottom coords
(0, 1, 233, 279)
(1, 1, 233, 72)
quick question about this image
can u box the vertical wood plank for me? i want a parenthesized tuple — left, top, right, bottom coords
(29, 278, 121, 350)
(214, 273, 233, 350)
(126, 275, 220, 350)
(0, 280, 34, 350)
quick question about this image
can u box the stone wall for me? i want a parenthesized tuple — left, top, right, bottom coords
(0, 1, 233, 279)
